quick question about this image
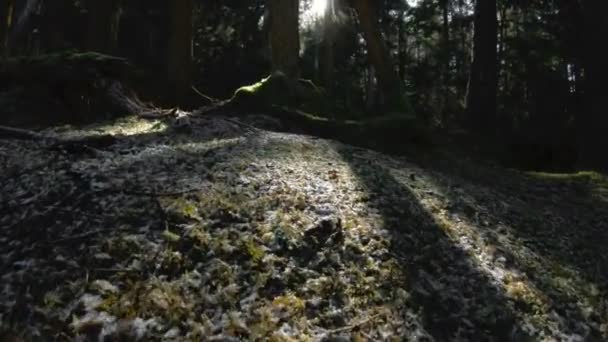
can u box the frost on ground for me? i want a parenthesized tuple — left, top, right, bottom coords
(1, 114, 607, 341)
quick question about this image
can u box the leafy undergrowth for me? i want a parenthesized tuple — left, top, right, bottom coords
(1, 113, 607, 341)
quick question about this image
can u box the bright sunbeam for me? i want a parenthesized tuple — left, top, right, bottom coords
(302, 0, 330, 28)
(309, 0, 328, 18)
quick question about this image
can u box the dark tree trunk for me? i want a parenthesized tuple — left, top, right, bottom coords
(267, 0, 300, 78)
(86, 0, 119, 53)
(167, 0, 193, 103)
(578, 1, 608, 171)
(441, 0, 450, 119)
(466, 0, 498, 135)
(497, 3, 507, 89)
(397, 8, 407, 82)
(352, 0, 410, 112)
(41, 0, 72, 51)
(0, 0, 14, 57)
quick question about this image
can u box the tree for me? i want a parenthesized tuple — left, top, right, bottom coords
(352, 0, 410, 113)
(167, 0, 194, 103)
(466, 0, 497, 135)
(319, 0, 337, 92)
(0, 0, 14, 57)
(86, 0, 120, 54)
(440, 0, 450, 117)
(267, 0, 300, 78)
(578, 0, 608, 171)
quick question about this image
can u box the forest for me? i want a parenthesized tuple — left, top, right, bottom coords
(0, 0, 607, 340)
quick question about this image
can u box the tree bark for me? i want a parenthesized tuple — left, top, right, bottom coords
(167, 0, 194, 104)
(267, 0, 300, 78)
(578, 0, 608, 171)
(466, 0, 498, 135)
(0, 0, 14, 57)
(441, 0, 450, 120)
(352, 0, 410, 112)
(86, 0, 119, 53)
(397, 8, 407, 82)
(41, 0, 73, 52)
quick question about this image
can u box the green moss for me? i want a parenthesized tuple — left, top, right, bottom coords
(162, 229, 181, 243)
(272, 293, 306, 314)
(504, 280, 549, 312)
(244, 238, 265, 263)
(231, 72, 328, 113)
(528, 171, 608, 186)
(231, 73, 289, 108)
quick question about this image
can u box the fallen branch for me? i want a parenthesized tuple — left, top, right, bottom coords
(52, 229, 104, 244)
(327, 313, 383, 335)
(220, 117, 260, 132)
(0, 125, 51, 141)
(191, 85, 219, 103)
(92, 268, 140, 273)
(118, 188, 204, 197)
(138, 107, 178, 119)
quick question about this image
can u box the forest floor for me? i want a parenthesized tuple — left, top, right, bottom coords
(1, 112, 607, 341)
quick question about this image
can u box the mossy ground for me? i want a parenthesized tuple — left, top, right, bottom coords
(1, 113, 606, 340)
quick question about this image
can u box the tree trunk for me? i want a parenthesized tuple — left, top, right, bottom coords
(86, 0, 119, 53)
(352, 0, 410, 113)
(167, 0, 193, 104)
(466, 0, 497, 135)
(41, 0, 72, 52)
(497, 3, 508, 101)
(0, 0, 14, 57)
(578, 1, 608, 171)
(397, 8, 407, 82)
(320, 0, 336, 93)
(441, 0, 450, 120)
(267, 0, 300, 78)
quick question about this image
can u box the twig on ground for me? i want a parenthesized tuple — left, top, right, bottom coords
(52, 229, 104, 244)
(220, 117, 260, 132)
(138, 107, 178, 119)
(327, 313, 383, 335)
(93, 268, 139, 273)
(0, 125, 55, 141)
(119, 188, 203, 197)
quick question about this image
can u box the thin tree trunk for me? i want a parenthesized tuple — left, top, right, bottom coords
(441, 0, 450, 120)
(466, 0, 498, 135)
(167, 0, 194, 104)
(267, 0, 300, 78)
(397, 8, 406, 82)
(497, 3, 507, 89)
(578, 0, 608, 171)
(0, 0, 14, 57)
(366, 66, 376, 110)
(352, 0, 410, 113)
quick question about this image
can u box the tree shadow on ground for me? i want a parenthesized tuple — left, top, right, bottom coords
(335, 146, 527, 340)
(411, 158, 608, 339)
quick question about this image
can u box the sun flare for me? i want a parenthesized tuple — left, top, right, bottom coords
(310, 0, 328, 18)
